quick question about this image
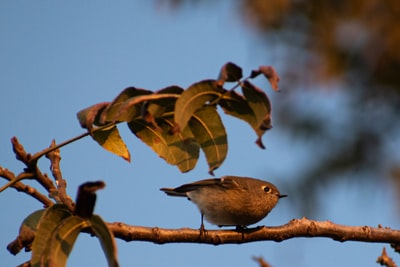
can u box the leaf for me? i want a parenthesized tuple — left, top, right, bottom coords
(219, 84, 272, 149)
(219, 90, 256, 124)
(46, 216, 90, 267)
(30, 204, 118, 267)
(258, 65, 280, 92)
(31, 204, 73, 267)
(90, 215, 119, 267)
(100, 87, 153, 123)
(92, 126, 131, 162)
(145, 86, 183, 117)
(77, 102, 110, 131)
(141, 86, 183, 130)
(189, 106, 227, 175)
(173, 79, 224, 133)
(7, 209, 46, 255)
(218, 62, 243, 82)
(241, 81, 272, 149)
(75, 181, 106, 218)
(128, 117, 200, 173)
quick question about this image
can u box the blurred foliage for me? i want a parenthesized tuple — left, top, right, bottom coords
(159, 0, 400, 216)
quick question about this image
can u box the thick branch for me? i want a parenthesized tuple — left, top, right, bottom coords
(107, 218, 400, 245)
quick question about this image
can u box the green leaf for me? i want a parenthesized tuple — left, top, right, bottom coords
(173, 79, 223, 133)
(219, 84, 272, 149)
(77, 102, 110, 131)
(92, 126, 131, 162)
(142, 86, 183, 130)
(218, 62, 243, 82)
(31, 204, 118, 267)
(145, 86, 183, 117)
(219, 90, 256, 124)
(189, 106, 227, 175)
(128, 117, 200, 173)
(46, 216, 90, 267)
(90, 215, 119, 267)
(31, 204, 73, 267)
(100, 87, 153, 123)
(7, 209, 46, 255)
(241, 81, 272, 149)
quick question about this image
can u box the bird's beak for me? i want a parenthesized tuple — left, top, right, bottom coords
(278, 194, 288, 199)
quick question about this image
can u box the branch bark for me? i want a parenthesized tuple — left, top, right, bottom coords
(0, 167, 53, 207)
(107, 218, 400, 245)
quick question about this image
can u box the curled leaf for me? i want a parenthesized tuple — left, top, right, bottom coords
(77, 102, 110, 131)
(100, 87, 153, 123)
(218, 62, 243, 83)
(258, 65, 280, 92)
(75, 181, 106, 218)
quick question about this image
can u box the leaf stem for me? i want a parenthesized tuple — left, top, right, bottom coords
(229, 74, 252, 92)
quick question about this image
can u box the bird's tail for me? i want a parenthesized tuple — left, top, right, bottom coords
(160, 188, 187, 197)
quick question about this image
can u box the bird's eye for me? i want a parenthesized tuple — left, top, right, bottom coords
(263, 186, 272, 193)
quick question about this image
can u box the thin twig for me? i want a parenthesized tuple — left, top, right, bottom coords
(29, 131, 90, 163)
(0, 167, 53, 207)
(252, 256, 272, 267)
(377, 247, 397, 267)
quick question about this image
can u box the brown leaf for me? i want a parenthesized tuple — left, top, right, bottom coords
(77, 102, 110, 131)
(74, 181, 105, 218)
(218, 62, 243, 82)
(258, 65, 280, 91)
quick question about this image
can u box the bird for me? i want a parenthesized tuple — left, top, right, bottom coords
(160, 176, 286, 231)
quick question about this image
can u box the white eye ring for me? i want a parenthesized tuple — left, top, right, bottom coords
(262, 186, 272, 193)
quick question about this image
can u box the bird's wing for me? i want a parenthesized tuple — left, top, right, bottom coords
(160, 176, 244, 197)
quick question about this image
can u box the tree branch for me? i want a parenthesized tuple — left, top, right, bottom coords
(11, 137, 56, 193)
(46, 139, 75, 211)
(0, 167, 53, 207)
(377, 247, 397, 267)
(107, 218, 400, 245)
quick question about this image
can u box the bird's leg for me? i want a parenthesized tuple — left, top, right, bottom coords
(199, 213, 207, 236)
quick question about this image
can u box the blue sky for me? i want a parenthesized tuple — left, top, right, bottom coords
(0, 1, 398, 266)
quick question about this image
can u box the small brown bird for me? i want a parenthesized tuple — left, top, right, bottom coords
(160, 176, 286, 230)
